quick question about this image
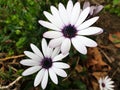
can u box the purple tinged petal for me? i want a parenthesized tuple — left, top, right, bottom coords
(83, 1, 90, 9)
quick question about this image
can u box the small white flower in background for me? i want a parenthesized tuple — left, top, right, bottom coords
(99, 76, 114, 90)
(20, 38, 70, 89)
(38, 0, 103, 55)
(83, 1, 104, 16)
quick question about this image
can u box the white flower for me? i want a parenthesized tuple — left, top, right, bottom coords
(20, 38, 70, 89)
(83, 1, 104, 16)
(38, 0, 103, 55)
(99, 76, 114, 90)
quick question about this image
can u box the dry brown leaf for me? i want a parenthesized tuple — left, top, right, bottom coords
(109, 32, 120, 48)
(75, 64, 83, 73)
(91, 79, 99, 90)
(86, 47, 111, 71)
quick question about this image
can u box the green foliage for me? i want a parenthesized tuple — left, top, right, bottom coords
(104, 0, 120, 16)
(0, 0, 68, 55)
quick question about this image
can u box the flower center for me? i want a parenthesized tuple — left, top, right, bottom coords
(102, 83, 105, 87)
(41, 57, 52, 69)
(62, 24, 77, 38)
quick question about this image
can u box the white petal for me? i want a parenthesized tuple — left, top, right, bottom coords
(30, 43, 43, 58)
(43, 11, 61, 29)
(49, 68, 58, 84)
(34, 69, 45, 87)
(43, 31, 63, 39)
(83, 1, 90, 9)
(38, 20, 60, 31)
(59, 3, 69, 25)
(90, 6, 95, 15)
(104, 76, 109, 81)
(41, 70, 48, 89)
(20, 60, 39, 66)
(53, 53, 69, 61)
(61, 38, 71, 54)
(77, 17, 99, 30)
(77, 27, 103, 35)
(76, 36, 97, 47)
(49, 37, 64, 48)
(66, 0, 73, 21)
(22, 66, 41, 76)
(71, 36, 87, 54)
(53, 67, 67, 77)
(24, 51, 41, 61)
(99, 78, 102, 83)
(107, 81, 114, 85)
(45, 46, 53, 58)
(42, 38, 47, 56)
(53, 62, 70, 69)
(94, 5, 104, 15)
(50, 6, 64, 28)
(70, 2, 80, 25)
(75, 7, 90, 27)
(51, 47, 61, 58)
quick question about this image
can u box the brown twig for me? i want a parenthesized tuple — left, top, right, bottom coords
(0, 54, 25, 61)
(99, 48, 113, 63)
(0, 76, 22, 89)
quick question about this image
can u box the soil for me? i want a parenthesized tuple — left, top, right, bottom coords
(96, 12, 120, 90)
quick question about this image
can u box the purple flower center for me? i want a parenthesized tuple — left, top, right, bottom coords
(41, 57, 52, 69)
(102, 82, 105, 87)
(62, 24, 77, 38)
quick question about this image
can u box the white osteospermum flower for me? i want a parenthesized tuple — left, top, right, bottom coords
(38, 0, 103, 55)
(99, 76, 114, 90)
(20, 38, 70, 89)
(83, 1, 104, 16)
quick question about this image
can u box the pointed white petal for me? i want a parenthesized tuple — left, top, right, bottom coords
(34, 69, 45, 87)
(42, 38, 47, 57)
(99, 78, 102, 83)
(71, 36, 87, 54)
(53, 67, 67, 77)
(77, 27, 103, 35)
(41, 70, 48, 89)
(30, 43, 43, 58)
(24, 51, 41, 61)
(94, 5, 103, 15)
(43, 31, 63, 39)
(53, 53, 69, 61)
(43, 11, 62, 29)
(107, 81, 114, 85)
(59, 3, 69, 25)
(49, 37, 64, 48)
(70, 2, 80, 25)
(105, 78, 111, 82)
(50, 6, 64, 28)
(76, 36, 97, 47)
(77, 17, 99, 30)
(83, 1, 90, 9)
(61, 38, 71, 54)
(51, 47, 61, 58)
(75, 7, 90, 27)
(45, 46, 53, 58)
(38, 20, 60, 31)
(90, 6, 95, 15)
(22, 66, 41, 76)
(49, 68, 58, 84)
(104, 76, 109, 81)
(107, 86, 114, 90)
(67, 0, 73, 21)
(53, 62, 70, 69)
(20, 60, 39, 66)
